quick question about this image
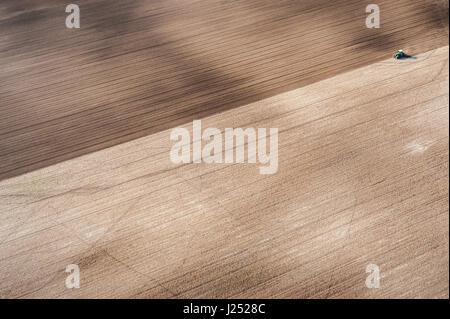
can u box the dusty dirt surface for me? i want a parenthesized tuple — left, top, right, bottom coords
(0, 46, 448, 298)
(0, 0, 448, 180)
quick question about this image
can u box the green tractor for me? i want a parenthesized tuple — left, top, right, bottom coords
(393, 50, 409, 59)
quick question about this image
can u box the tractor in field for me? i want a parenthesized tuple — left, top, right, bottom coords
(393, 50, 409, 59)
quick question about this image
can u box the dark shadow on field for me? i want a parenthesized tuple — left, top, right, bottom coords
(397, 55, 418, 60)
(426, 0, 449, 35)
